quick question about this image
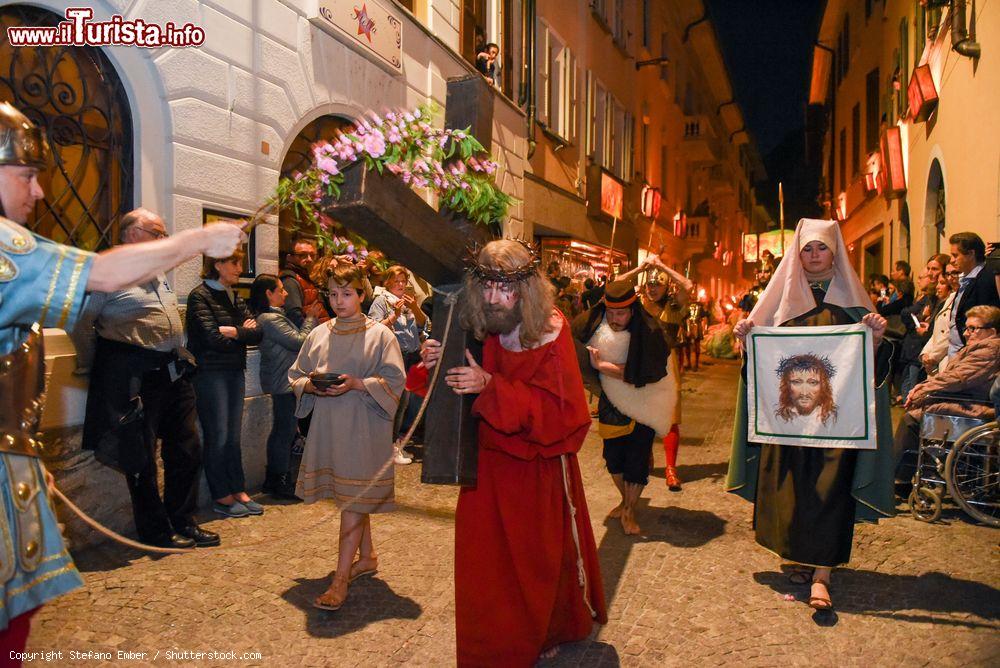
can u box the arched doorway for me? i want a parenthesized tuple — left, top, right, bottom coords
(924, 158, 946, 256)
(0, 5, 133, 250)
(278, 114, 355, 256)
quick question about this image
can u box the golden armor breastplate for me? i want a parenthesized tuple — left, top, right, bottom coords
(0, 323, 46, 458)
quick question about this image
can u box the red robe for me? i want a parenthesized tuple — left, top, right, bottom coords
(456, 313, 607, 667)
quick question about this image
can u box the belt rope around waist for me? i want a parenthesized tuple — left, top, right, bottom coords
(559, 454, 597, 619)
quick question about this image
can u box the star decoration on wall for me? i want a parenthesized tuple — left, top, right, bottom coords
(353, 4, 376, 43)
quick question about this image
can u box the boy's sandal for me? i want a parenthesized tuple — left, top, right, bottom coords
(313, 578, 349, 611)
(348, 558, 378, 582)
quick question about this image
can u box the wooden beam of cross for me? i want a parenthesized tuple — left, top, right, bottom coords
(321, 75, 498, 485)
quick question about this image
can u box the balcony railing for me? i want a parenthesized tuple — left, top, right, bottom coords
(681, 116, 720, 163)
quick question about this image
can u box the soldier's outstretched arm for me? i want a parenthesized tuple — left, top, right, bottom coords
(660, 264, 693, 292)
(87, 223, 243, 292)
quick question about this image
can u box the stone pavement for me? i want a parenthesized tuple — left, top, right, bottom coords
(27, 359, 999, 666)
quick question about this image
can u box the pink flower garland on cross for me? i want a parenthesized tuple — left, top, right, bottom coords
(283, 104, 508, 240)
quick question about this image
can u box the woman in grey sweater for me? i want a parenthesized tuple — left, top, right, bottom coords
(249, 274, 316, 499)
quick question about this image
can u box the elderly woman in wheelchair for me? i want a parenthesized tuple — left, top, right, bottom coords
(893, 305, 1000, 523)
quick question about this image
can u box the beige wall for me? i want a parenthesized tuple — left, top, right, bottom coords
(903, 1, 1000, 259)
(818, 0, 1000, 275)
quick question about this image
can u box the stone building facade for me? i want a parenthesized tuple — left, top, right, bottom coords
(1, 0, 526, 546)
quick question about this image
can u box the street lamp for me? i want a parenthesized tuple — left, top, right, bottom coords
(641, 185, 662, 219)
(880, 126, 907, 199)
(673, 211, 687, 237)
(907, 64, 939, 122)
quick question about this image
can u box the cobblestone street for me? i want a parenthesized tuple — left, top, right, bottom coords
(28, 359, 999, 666)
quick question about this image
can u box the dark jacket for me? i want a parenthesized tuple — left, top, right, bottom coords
(899, 294, 935, 364)
(185, 282, 262, 371)
(875, 290, 914, 318)
(955, 264, 1000, 344)
(81, 337, 174, 473)
(257, 307, 314, 394)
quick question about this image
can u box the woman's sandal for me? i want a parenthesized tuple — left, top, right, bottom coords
(809, 578, 833, 611)
(313, 576, 349, 611)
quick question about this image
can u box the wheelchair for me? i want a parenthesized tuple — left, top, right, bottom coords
(907, 393, 1000, 527)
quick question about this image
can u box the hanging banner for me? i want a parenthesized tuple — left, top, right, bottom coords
(757, 229, 795, 258)
(310, 0, 403, 74)
(600, 172, 623, 219)
(746, 323, 876, 449)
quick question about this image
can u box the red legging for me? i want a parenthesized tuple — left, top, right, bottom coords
(663, 424, 679, 468)
(1, 608, 37, 667)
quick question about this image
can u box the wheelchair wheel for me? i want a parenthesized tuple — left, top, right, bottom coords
(908, 486, 942, 523)
(946, 421, 1000, 528)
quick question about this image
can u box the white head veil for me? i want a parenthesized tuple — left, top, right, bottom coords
(747, 218, 874, 327)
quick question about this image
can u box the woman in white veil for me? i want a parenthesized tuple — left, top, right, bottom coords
(725, 218, 897, 612)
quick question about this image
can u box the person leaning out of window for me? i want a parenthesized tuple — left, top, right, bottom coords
(185, 250, 263, 518)
(249, 274, 317, 501)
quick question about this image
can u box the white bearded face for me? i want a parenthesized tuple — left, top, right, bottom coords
(481, 280, 521, 334)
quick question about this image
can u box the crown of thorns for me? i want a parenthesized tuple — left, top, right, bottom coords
(775, 353, 836, 379)
(464, 238, 542, 284)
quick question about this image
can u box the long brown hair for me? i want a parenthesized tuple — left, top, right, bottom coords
(927, 253, 951, 276)
(775, 354, 838, 425)
(460, 240, 555, 347)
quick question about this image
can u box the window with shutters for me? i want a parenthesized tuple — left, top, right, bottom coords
(914, 1, 925, 64)
(589, 78, 608, 166)
(536, 24, 577, 143)
(852, 103, 861, 177)
(865, 68, 880, 152)
(898, 19, 909, 118)
(622, 111, 634, 182)
(536, 23, 550, 126)
(460, 0, 488, 66)
(659, 32, 670, 83)
(839, 128, 847, 193)
(660, 145, 668, 195)
(604, 96, 617, 169)
(642, 0, 651, 49)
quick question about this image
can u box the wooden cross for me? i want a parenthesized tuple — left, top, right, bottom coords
(321, 75, 497, 485)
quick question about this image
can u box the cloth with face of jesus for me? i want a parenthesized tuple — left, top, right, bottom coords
(746, 323, 876, 450)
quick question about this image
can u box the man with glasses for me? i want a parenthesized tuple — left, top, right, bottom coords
(72, 208, 219, 549)
(280, 237, 329, 326)
(948, 232, 1000, 355)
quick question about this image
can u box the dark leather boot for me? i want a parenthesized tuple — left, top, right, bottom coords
(262, 471, 281, 495)
(265, 473, 301, 501)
